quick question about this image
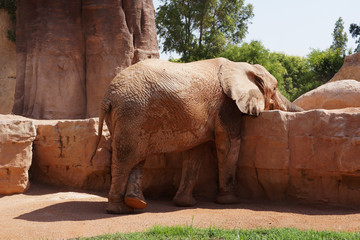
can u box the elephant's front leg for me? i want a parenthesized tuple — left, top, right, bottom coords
(214, 119, 241, 204)
(173, 144, 207, 207)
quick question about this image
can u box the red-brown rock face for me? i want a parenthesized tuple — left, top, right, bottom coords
(0, 115, 36, 194)
(10, 109, 358, 207)
(293, 80, 360, 110)
(329, 52, 360, 82)
(0, 10, 16, 114)
(13, 0, 159, 119)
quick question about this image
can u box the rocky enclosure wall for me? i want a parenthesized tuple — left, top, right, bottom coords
(0, 115, 35, 194)
(2, 109, 360, 206)
(13, 0, 159, 120)
(0, 10, 16, 114)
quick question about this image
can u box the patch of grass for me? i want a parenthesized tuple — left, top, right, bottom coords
(77, 226, 360, 240)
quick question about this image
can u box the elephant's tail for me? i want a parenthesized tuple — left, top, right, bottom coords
(90, 100, 111, 166)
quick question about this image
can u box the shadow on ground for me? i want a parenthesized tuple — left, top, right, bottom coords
(14, 182, 360, 222)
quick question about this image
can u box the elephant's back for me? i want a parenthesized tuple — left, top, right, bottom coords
(105, 58, 227, 122)
(110, 58, 225, 97)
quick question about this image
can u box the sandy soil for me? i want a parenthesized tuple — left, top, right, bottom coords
(1, 183, 360, 240)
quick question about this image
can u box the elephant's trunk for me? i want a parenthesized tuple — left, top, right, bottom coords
(288, 102, 304, 112)
(278, 92, 303, 112)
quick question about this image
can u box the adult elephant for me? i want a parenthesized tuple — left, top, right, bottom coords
(92, 58, 302, 214)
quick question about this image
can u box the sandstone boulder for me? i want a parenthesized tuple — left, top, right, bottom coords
(293, 80, 360, 110)
(0, 10, 16, 114)
(329, 52, 360, 82)
(287, 108, 360, 205)
(13, 0, 159, 119)
(238, 109, 360, 206)
(31, 119, 112, 190)
(0, 115, 36, 194)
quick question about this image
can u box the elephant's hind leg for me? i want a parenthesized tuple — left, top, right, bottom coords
(107, 135, 144, 214)
(107, 159, 134, 214)
(124, 162, 147, 209)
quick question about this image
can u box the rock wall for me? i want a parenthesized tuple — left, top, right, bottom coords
(329, 52, 360, 82)
(31, 119, 112, 190)
(293, 80, 360, 110)
(238, 109, 360, 206)
(3, 109, 360, 207)
(13, 0, 159, 119)
(0, 10, 16, 114)
(0, 115, 35, 194)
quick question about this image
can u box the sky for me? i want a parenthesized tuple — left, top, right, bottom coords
(153, 0, 360, 59)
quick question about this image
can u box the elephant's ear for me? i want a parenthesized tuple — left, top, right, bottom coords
(218, 61, 265, 116)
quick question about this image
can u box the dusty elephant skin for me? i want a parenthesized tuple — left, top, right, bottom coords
(92, 58, 302, 214)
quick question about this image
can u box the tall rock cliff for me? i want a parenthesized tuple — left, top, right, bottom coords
(0, 9, 16, 114)
(329, 52, 360, 83)
(13, 0, 159, 119)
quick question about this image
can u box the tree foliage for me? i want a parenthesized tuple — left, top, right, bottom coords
(156, 0, 254, 62)
(350, 23, 360, 53)
(331, 17, 348, 55)
(306, 48, 344, 84)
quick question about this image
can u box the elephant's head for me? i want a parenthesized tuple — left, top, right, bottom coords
(218, 61, 303, 116)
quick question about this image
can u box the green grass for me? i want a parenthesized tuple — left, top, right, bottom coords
(77, 226, 360, 240)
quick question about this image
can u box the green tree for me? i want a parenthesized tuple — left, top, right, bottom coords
(331, 17, 348, 55)
(350, 23, 360, 52)
(307, 48, 344, 84)
(272, 53, 310, 100)
(0, 0, 16, 42)
(156, 0, 254, 62)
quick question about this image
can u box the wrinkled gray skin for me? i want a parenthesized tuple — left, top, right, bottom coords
(92, 58, 302, 214)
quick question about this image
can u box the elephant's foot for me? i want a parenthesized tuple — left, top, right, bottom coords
(125, 184, 147, 209)
(124, 196, 147, 209)
(173, 194, 197, 207)
(106, 201, 134, 214)
(215, 193, 239, 204)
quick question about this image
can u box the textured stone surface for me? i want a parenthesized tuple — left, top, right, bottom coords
(287, 109, 360, 205)
(329, 52, 360, 82)
(0, 10, 16, 114)
(31, 119, 112, 190)
(3, 109, 360, 207)
(13, 0, 159, 119)
(29, 109, 360, 207)
(293, 80, 360, 110)
(83, 0, 159, 117)
(0, 115, 36, 194)
(238, 109, 360, 206)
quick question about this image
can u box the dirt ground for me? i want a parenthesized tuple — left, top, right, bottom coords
(1, 183, 360, 240)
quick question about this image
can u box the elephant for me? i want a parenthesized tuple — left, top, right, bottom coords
(92, 57, 303, 214)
